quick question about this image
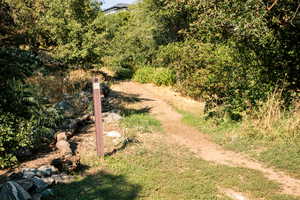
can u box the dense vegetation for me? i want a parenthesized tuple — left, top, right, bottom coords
(104, 0, 300, 116)
(1, 0, 299, 167)
(101, 0, 300, 143)
(0, 0, 103, 167)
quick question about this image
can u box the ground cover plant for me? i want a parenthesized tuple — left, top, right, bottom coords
(177, 99, 300, 179)
(48, 131, 299, 200)
(101, 0, 300, 179)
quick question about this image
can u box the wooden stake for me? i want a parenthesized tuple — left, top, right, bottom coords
(93, 77, 104, 157)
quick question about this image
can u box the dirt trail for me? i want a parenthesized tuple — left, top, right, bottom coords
(112, 81, 300, 197)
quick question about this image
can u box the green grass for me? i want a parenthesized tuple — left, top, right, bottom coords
(46, 109, 299, 200)
(48, 135, 299, 200)
(177, 109, 300, 179)
(121, 113, 162, 134)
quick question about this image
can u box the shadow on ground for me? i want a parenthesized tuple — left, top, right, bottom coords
(47, 170, 141, 200)
(103, 89, 154, 117)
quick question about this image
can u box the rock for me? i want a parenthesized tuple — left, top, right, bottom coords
(37, 165, 58, 177)
(80, 114, 91, 121)
(106, 131, 121, 138)
(0, 181, 32, 200)
(56, 132, 67, 142)
(32, 177, 48, 193)
(15, 178, 34, 191)
(41, 177, 55, 185)
(51, 174, 74, 184)
(51, 174, 64, 184)
(23, 171, 36, 179)
(41, 189, 54, 198)
(22, 168, 37, 173)
(90, 115, 95, 122)
(56, 140, 72, 155)
(102, 112, 122, 123)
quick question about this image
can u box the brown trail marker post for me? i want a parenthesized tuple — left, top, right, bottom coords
(93, 77, 104, 157)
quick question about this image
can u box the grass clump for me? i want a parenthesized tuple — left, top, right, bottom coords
(241, 92, 300, 143)
(121, 113, 162, 134)
(133, 66, 175, 86)
(176, 92, 300, 178)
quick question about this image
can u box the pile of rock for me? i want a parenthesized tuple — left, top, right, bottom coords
(102, 112, 122, 124)
(0, 165, 73, 200)
(55, 114, 93, 156)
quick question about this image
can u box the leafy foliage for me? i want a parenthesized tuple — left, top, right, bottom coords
(135, 0, 300, 118)
(1, 0, 300, 167)
(133, 66, 175, 86)
(0, 48, 63, 168)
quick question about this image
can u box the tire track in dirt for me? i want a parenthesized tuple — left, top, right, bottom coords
(112, 81, 300, 197)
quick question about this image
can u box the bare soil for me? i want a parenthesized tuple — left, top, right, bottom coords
(2, 80, 300, 198)
(112, 81, 300, 197)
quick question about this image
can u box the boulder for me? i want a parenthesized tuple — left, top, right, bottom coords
(41, 177, 55, 185)
(31, 177, 48, 193)
(51, 174, 74, 184)
(37, 165, 58, 177)
(15, 178, 34, 191)
(106, 131, 121, 138)
(56, 132, 67, 142)
(0, 181, 32, 200)
(102, 112, 122, 123)
(56, 140, 72, 155)
(23, 171, 36, 179)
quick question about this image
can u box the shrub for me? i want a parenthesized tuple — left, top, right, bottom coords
(0, 114, 33, 168)
(153, 68, 176, 86)
(133, 66, 175, 86)
(0, 48, 63, 168)
(133, 66, 155, 83)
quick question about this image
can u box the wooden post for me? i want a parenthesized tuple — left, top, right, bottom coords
(93, 77, 104, 157)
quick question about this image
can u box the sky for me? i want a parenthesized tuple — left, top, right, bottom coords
(101, 0, 137, 10)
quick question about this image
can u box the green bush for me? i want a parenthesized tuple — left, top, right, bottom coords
(0, 48, 63, 168)
(0, 114, 32, 168)
(153, 68, 176, 86)
(133, 66, 175, 86)
(133, 66, 154, 83)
